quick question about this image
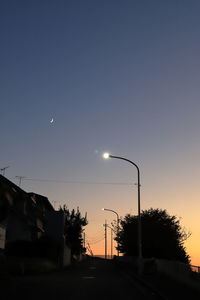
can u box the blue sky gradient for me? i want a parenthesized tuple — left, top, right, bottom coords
(1, 0, 200, 261)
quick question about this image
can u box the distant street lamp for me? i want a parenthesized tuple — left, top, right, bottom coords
(103, 152, 142, 274)
(102, 208, 119, 256)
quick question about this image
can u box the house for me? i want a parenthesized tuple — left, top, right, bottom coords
(0, 175, 71, 267)
(45, 210, 71, 267)
(0, 175, 54, 249)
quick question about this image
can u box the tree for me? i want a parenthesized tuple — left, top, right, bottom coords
(115, 208, 191, 263)
(59, 205, 88, 257)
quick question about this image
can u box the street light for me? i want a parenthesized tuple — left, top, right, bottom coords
(103, 153, 110, 159)
(103, 152, 142, 274)
(102, 208, 119, 256)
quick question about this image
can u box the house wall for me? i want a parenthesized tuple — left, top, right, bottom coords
(36, 218, 44, 239)
(0, 225, 6, 249)
(6, 213, 31, 243)
(45, 210, 65, 242)
(63, 244, 71, 266)
(45, 210, 71, 267)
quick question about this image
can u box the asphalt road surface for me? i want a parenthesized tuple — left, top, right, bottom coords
(3, 257, 161, 300)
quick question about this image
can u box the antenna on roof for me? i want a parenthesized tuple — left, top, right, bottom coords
(0, 166, 10, 176)
(15, 176, 26, 187)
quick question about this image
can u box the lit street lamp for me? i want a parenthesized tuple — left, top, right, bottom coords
(102, 208, 119, 256)
(103, 152, 142, 274)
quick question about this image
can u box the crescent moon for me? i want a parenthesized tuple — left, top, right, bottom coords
(50, 118, 54, 123)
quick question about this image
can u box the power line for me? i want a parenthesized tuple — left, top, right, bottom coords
(86, 233, 104, 241)
(86, 237, 103, 243)
(86, 237, 104, 245)
(86, 234, 103, 241)
(85, 229, 104, 240)
(9, 177, 133, 186)
(23, 178, 132, 185)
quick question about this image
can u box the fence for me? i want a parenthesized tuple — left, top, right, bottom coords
(190, 265, 200, 273)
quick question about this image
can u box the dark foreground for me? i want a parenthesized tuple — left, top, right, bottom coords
(1, 257, 160, 300)
(1, 257, 200, 300)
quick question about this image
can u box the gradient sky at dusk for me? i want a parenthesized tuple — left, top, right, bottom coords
(1, 0, 200, 263)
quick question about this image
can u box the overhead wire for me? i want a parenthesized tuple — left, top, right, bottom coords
(8, 177, 133, 186)
(86, 236, 104, 245)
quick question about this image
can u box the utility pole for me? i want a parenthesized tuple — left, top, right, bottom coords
(15, 176, 26, 187)
(104, 220, 107, 259)
(102, 208, 119, 256)
(107, 224, 115, 259)
(0, 166, 10, 176)
(83, 232, 86, 249)
(110, 227, 113, 258)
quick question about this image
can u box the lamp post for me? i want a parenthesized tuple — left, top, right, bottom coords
(102, 208, 119, 256)
(103, 152, 142, 274)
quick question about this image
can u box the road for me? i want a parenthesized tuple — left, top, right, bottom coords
(3, 257, 160, 300)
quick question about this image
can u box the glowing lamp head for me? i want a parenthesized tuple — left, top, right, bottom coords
(103, 152, 110, 159)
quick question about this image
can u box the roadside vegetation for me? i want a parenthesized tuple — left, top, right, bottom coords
(59, 206, 88, 258)
(114, 208, 191, 263)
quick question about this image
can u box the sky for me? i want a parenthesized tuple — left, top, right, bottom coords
(1, 0, 200, 264)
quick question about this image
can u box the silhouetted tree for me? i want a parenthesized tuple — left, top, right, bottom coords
(59, 205, 88, 257)
(115, 208, 191, 263)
